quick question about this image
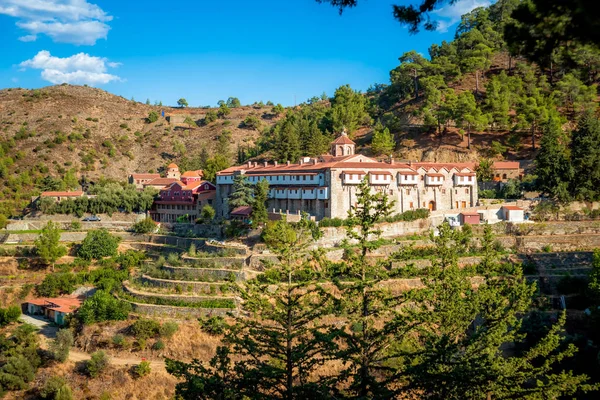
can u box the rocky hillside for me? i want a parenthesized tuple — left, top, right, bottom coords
(0, 84, 275, 181)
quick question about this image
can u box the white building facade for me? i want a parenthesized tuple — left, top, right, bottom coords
(216, 133, 478, 220)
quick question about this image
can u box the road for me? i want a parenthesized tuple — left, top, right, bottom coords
(20, 315, 166, 372)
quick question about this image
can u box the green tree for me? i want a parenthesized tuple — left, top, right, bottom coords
(132, 218, 157, 234)
(177, 98, 188, 108)
(217, 103, 231, 118)
(203, 155, 230, 183)
(475, 158, 494, 182)
(370, 121, 395, 156)
(535, 115, 572, 202)
(40, 376, 72, 400)
(242, 114, 261, 130)
(456, 28, 493, 94)
(0, 306, 21, 327)
(333, 178, 399, 398)
(226, 97, 241, 108)
(554, 74, 597, 115)
(330, 84, 372, 134)
(63, 169, 79, 190)
(49, 329, 73, 363)
(35, 221, 67, 271)
(272, 103, 285, 116)
(168, 218, 334, 399)
(204, 110, 218, 124)
(200, 205, 216, 222)
(228, 175, 254, 211)
(569, 111, 600, 200)
(77, 229, 121, 260)
(252, 178, 269, 227)
(86, 351, 109, 377)
(77, 290, 131, 324)
(456, 91, 487, 148)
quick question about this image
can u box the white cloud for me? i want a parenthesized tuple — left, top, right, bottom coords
(0, 0, 112, 45)
(20, 50, 122, 85)
(432, 0, 492, 33)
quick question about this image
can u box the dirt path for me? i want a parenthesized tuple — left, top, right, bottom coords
(68, 350, 167, 371)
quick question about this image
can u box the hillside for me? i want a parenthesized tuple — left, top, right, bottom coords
(0, 85, 278, 215)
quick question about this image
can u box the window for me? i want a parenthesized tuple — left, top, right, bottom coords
(409, 202, 414, 209)
(406, 189, 411, 195)
(389, 190, 393, 195)
(422, 202, 426, 207)
(324, 201, 328, 208)
(320, 190, 324, 194)
(296, 175, 300, 180)
(303, 176, 306, 181)
(502, 173, 507, 179)
(441, 189, 446, 194)
(468, 176, 473, 182)
(208, 199, 213, 205)
(465, 188, 469, 194)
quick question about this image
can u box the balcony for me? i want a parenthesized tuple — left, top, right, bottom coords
(317, 187, 329, 200)
(288, 189, 302, 199)
(368, 172, 393, 185)
(425, 174, 444, 186)
(302, 188, 317, 199)
(454, 173, 476, 186)
(342, 171, 366, 185)
(398, 172, 419, 185)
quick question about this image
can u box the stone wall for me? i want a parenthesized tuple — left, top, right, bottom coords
(160, 265, 257, 281)
(139, 274, 229, 295)
(122, 283, 239, 306)
(181, 255, 246, 268)
(391, 256, 483, 269)
(203, 243, 247, 255)
(127, 301, 237, 318)
(248, 254, 280, 270)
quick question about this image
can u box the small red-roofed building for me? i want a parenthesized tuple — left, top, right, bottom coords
(150, 179, 216, 223)
(129, 173, 160, 189)
(459, 211, 481, 225)
(23, 297, 83, 325)
(492, 161, 522, 182)
(502, 205, 525, 222)
(40, 191, 85, 202)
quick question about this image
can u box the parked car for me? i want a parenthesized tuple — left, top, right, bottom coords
(82, 215, 101, 222)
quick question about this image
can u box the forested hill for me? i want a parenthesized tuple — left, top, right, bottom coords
(251, 0, 599, 166)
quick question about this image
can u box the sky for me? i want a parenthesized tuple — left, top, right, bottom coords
(0, 0, 491, 107)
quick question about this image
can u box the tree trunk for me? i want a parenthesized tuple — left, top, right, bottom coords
(475, 70, 480, 95)
(531, 122, 536, 150)
(468, 131, 471, 149)
(413, 68, 419, 100)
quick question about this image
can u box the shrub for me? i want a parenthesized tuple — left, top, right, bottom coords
(131, 319, 161, 340)
(77, 290, 131, 324)
(242, 114, 261, 129)
(40, 376, 72, 399)
(136, 338, 147, 351)
(134, 361, 151, 378)
(198, 316, 226, 335)
(77, 229, 121, 260)
(112, 334, 126, 347)
(86, 351, 109, 377)
(70, 221, 81, 231)
(36, 273, 78, 297)
(147, 111, 159, 123)
(152, 340, 165, 351)
(188, 243, 196, 257)
(204, 110, 217, 124)
(159, 321, 179, 339)
(50, 329, 73, 362)
(0, 305, 21, 326)
(132, 218, 156, 234)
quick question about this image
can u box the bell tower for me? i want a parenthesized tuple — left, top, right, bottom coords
(330, 129, 355, 157)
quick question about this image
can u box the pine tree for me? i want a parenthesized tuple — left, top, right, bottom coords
(168, 219, 337, 399)
(331, 84, 372, 134)
(228, 175, 254, 211)
(252, 178, 269, 227)
(569, 111, 600, 201)
(333, 178, 401, 398)
(370, 121, 395, 156)
(534, 114, 572, 201)
(402, 221, 596, 399)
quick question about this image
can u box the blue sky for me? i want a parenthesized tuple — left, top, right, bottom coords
(0, 0, 491, 106)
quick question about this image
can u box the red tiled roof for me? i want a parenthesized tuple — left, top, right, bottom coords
(197, 192, 216, 201)
(426, 173, 445, 178)
(370, 171, 392, 176)
(167, 163, 178, 169)
(460, 211, 481, 216)
(145, 178, 179, 186)
(502, 205, 523, 211)
(331, 135, 355, 145)
(130, 173, 160, 179)
(27, 297, 82, 313)
(181, 171, 200, 178)
(231, 206, 253, 216)
(399, 170, 419, 175)
(493, 161, 521, 169)
(41, 191, 84, 197)
(342, 170, 366, 175)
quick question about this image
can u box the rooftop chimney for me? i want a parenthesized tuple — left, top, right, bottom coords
(247, 161, 252, 168)
(286, 161, 290, 166)
(299, 158, 304, 165)
(313, 158, 318, 165)
(263, 161, 268, 167)
(274, 161, 278, 167)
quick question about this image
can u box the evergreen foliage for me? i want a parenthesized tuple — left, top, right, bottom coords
(228, 175, 254, 211)
(370, 121, 395, 156)
(77, 229, 121, 260)
(252, 178, 269, 227)
(35, 221, 67, 270)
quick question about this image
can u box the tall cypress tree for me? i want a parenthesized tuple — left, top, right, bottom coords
(228, 174, 254, 211)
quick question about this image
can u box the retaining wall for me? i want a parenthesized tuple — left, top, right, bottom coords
(181, 255, 245, 268)
(127, 300, 237, 318)
(122, 283, 239, 306)
(160, 265, 258, 281)
(203, 243, 247, 256)
(391, 256, 483, 269)
(138, 274, 229, 295)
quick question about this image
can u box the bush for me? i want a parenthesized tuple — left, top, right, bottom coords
(70, 221, 81, 231)
(134, 361, 151, 378)
(204, 110, 218, 124)
(77, 290, 131, 324)
(198, 316, 226, 335)
(159, 321, 179, 339)
(0, 305, 21, 326)
(131, 319, 161, 340)
(50, 329, 73, 362)
(132, 218, 156, 234)
(152, 340, 165, 351)
(40, 376, 72, 399)
(384, 208, 430, 223)
(86, 351, 109, 377)
(77, 229, 121, 260)
(147, 111, 159, 123)
(36, 273, 78, 297)
(112, 334, 126, 347)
